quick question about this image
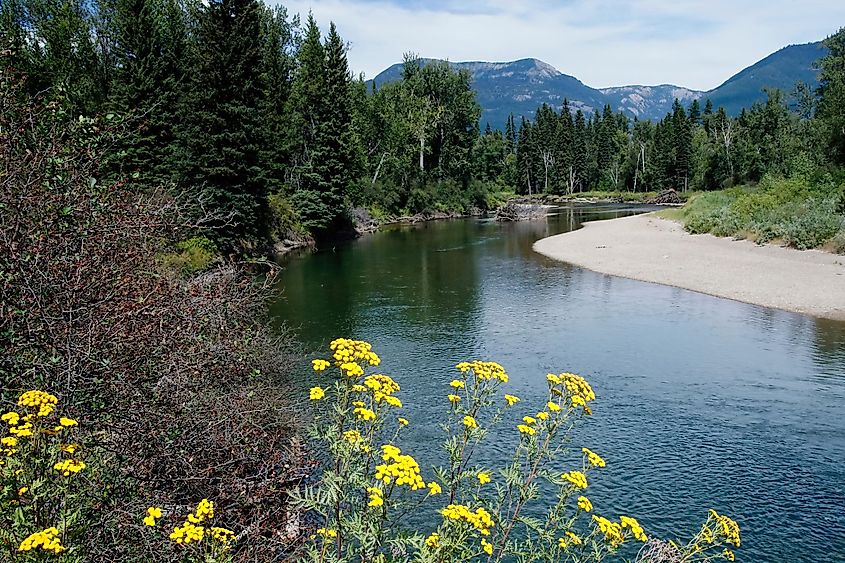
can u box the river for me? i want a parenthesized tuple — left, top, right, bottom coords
(270, 205, 845, 562)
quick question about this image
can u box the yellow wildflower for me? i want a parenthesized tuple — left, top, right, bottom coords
(449, 379, 465, 389)
(481, 538, 493, 555)
(455, 360, 508, 382)
(144, 506, 163, 527)
(316, 527, 337, 539)
(1, 412, 20, 425)
(375, 445, 426, 490)
(536, 411, 549, 421)
(18, 486, 28, 496)
(463, 415, 478, 429)
(1, 436, 17, 447)
(447, 394, 461, 404)
(620, 515, 647, 542)
(18, 527, 64, 554)
(425, 532, 440, 548)
(367, 486, 384, 507)
(170, 522, 204, 544)
(398, 417, 409, 426)
(441, 504, 495, 535)
(210, 527, 235, 546)
(517, 424, 536, 435)
(477, 471, 491, 485)
(312, 359, 330, 371)
(309, 386, 326, 400)
(593, 515, 625, 548)
(186, 499, 214, 524)
(723, 548, 736, 561)
(547, 401, 561, 412)
(354, 407, 376, 421)
(54, 459, 86, 476)
(561, 470, 588, 489)
(59, 417, 78, 427)
(17, 390, 59, 417)
(582, 447, 606, 468)
(427, 481, 442, 495)
(566, 531, 582, 545)
(504, 394, 520, 406)
(522, 415, 536, 425)
(577, 496, 593, 512)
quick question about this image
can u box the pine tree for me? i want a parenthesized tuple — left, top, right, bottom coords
(816, 26, 845, 165)
(107, 0, 185, 186)
(688, 99, 702, 126)
(176, 0, 267, 248)
(288, 14, 332, 232)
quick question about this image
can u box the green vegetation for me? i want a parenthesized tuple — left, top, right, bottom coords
(679, 175, 845, 250)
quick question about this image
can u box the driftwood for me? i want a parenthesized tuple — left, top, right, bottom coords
(645, 189, 682, 205)
(495, 202, 549, 222)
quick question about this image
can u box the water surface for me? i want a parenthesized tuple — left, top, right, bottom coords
(271, 205, 845, 562)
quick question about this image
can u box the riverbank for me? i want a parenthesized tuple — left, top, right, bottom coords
(533, 213, 845, 321)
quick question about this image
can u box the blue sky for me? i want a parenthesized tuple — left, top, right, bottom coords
(275, 0, 845, 90)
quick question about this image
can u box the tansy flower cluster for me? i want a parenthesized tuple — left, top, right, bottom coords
(456, 360, 508, 383)
(18, 527, 65, 554)
(54, 459, 86, 477)
(18, 390, 59, 417)
(593, 515, 625, 548)
(547, 372, 596, 414)
(441, 504, 495, 536)
(620, 515, 647, 542)
(562, 470, 588, 489)
(330, 338, 381, 367)
(375, 445, 426, 490)
(167, 498, 232, 548)
(144, 507, 163, 527)
(708, 509, 741, 548)
(582, 447, 606, 468)
(558, 530, 583, 548)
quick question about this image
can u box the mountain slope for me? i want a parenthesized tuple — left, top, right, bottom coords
(702, 41, 827, 114)
(369, 40, 827, 128)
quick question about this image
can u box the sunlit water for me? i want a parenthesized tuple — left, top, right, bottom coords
(270, 205, 845, 562)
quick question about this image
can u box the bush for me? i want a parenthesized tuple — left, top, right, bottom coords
(290, 339, 742, 563)
(1, 63, 301, 560)
(160, 236, 220, 274)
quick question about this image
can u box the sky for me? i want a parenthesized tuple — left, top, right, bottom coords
(274, 0, 845, 91)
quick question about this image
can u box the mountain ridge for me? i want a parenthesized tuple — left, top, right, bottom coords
(370, 41, 826, 128)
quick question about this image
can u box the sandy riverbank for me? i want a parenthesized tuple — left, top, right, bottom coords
(533, 213, 845, 321)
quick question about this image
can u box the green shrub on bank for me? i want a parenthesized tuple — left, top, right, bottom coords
(160, 237, 221, 274)
(682, 175, 845, 250)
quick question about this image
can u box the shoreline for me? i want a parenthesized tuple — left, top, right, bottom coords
(533, 212, 845, 321)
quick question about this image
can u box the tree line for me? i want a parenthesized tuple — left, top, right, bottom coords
(0, 0, 485, 250)
(1, 1, 843, 249)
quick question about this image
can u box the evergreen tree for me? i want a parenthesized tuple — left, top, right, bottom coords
(688, 99, 702, 126)
(816, 27, 845, 165)
(176, 0, 267, 247)
(107, 0, 185, 186)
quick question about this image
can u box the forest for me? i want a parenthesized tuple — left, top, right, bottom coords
(1, 0, 844, 253)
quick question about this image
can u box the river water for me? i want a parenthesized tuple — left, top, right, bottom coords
(270, 205, 845, 562)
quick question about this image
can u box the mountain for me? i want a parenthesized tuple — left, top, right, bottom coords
(702, 41, 827, 114)
(369, 41, 827, 128)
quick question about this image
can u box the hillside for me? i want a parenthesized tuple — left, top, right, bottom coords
(370, 41, 826, 128)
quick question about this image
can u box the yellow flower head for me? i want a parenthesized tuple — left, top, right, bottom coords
(447, 394, 461, 404)
(504, 394, 520, 406)
(577, 495, 593, 512)
(144, 506, 163, 526)
(481, 538, 493, 555)
(425, 532, 440, 548)
(517, 424, 536, 435)
(477, 471, 491, 485)
(427, 481, 442, 495)
(449, 379, 465, 389)
(1, 412, 20, 426)
(398, 417, 409, 426)
(312, 359, 330, 372)
(561, 470, 588, 489)
(463, 415, 478, 429)
(582, 447, 606, 468)
(18, 528, 64, 554)
(547, 401, 561, 412)
(17, 390, 59, 417)
(536, 411, 549, 421)
(54, 459, 86, 477)
(566, 531, 582, 546)
(59, 417, 78, 427)
(309, 386, 326, 400)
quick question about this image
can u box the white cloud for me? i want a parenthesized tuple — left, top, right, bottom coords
(276, 0, 845, 90)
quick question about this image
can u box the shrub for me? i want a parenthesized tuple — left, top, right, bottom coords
(290, 339, 742, 563)
(160, 236, 220, 274)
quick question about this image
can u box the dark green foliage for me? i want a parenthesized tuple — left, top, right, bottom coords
(176, 0, 269, 248)
(816, 27, 845, 165)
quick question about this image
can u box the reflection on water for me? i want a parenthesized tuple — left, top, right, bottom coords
(271, 205, 845, 562)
